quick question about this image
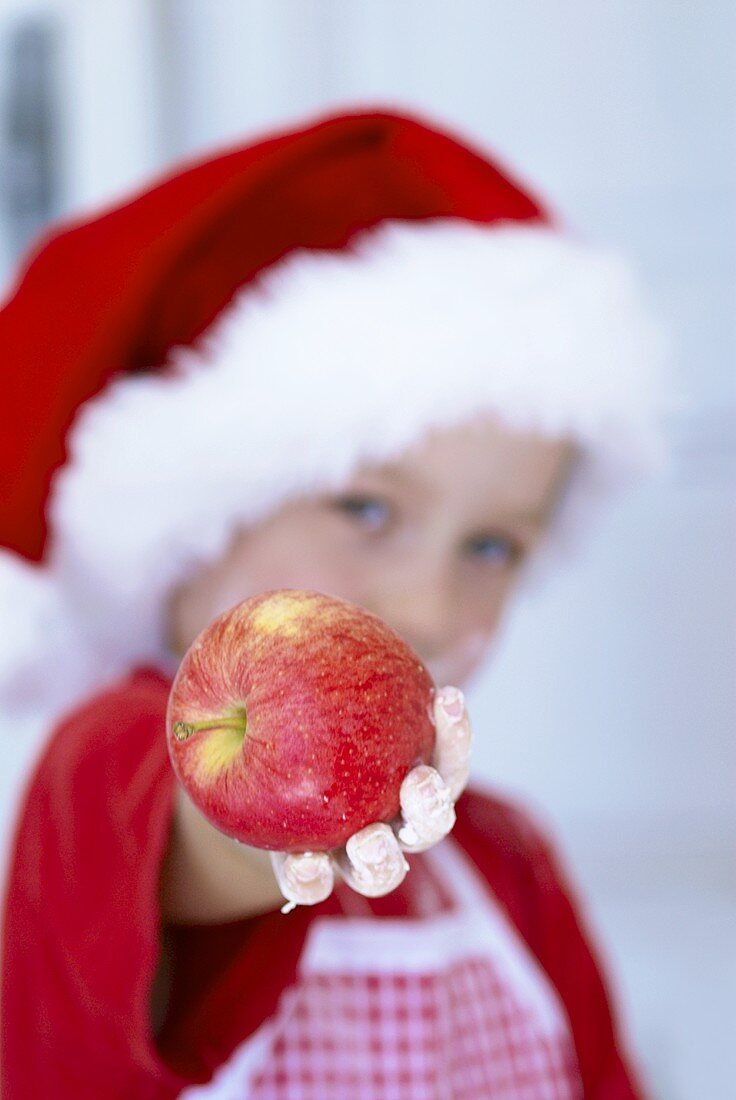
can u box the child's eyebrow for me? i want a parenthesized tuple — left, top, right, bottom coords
(366, 462, 431, 497)
(373, 462, 423, 485)
(366, 463, 550, 528)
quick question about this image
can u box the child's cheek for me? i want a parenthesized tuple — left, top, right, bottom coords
(427, 631, 496, 690)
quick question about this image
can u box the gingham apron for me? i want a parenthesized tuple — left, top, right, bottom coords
(180, 838, 582, 1099)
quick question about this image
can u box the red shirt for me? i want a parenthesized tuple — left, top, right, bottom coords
(0, 664, 649, 1098)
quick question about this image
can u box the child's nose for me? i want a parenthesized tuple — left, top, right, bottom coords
(372, 577, 456, 664)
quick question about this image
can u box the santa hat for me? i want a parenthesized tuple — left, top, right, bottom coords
(0, 105, 673, 720)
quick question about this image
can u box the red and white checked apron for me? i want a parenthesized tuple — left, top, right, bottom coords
(181, 838, 583, 1099)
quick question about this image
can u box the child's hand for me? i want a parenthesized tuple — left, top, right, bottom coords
(269, 686, 472, 910)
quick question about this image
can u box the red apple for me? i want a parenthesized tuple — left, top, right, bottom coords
(166, 588, 437, 851)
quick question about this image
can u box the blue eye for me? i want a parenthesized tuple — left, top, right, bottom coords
(334, 495, 392, 531)
(466, 534, 521, 565)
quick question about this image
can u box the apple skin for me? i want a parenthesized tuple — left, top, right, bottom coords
(166, 588, 437, 852)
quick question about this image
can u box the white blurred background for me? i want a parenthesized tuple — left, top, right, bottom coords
(0, 3, 733, 1097)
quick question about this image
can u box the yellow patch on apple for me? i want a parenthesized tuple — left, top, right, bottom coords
(250, 590, 341, 638)
(191, 727, 245, 779)
(250, 591, 312, 637)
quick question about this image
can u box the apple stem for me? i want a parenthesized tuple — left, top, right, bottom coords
(172, 708, 247, 742)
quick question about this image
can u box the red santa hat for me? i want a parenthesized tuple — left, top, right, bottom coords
(0, 105, 673, 719)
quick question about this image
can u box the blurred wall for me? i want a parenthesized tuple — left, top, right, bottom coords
(1, 3, 734, 1097)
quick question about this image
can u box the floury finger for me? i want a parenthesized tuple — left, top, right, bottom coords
(336, 823, 409, 897)
(397, 764, 456, 852)
(270, 850, 334, 913)
(431, 685, 473, 801)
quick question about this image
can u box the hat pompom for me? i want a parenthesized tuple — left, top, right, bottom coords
(0, 550, 103, 721)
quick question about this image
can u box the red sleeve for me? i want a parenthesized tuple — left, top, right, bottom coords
(0, 666, 203, 1099)
(454, 788, 651, 1100)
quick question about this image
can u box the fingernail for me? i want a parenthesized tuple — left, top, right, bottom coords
(289, 853, 323, 882)
(359, 833, 388, 865)
(439, 687, 464, 720)
(422, 785, 450, 815)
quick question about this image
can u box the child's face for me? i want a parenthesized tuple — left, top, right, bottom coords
(166, 417, 574, 689)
